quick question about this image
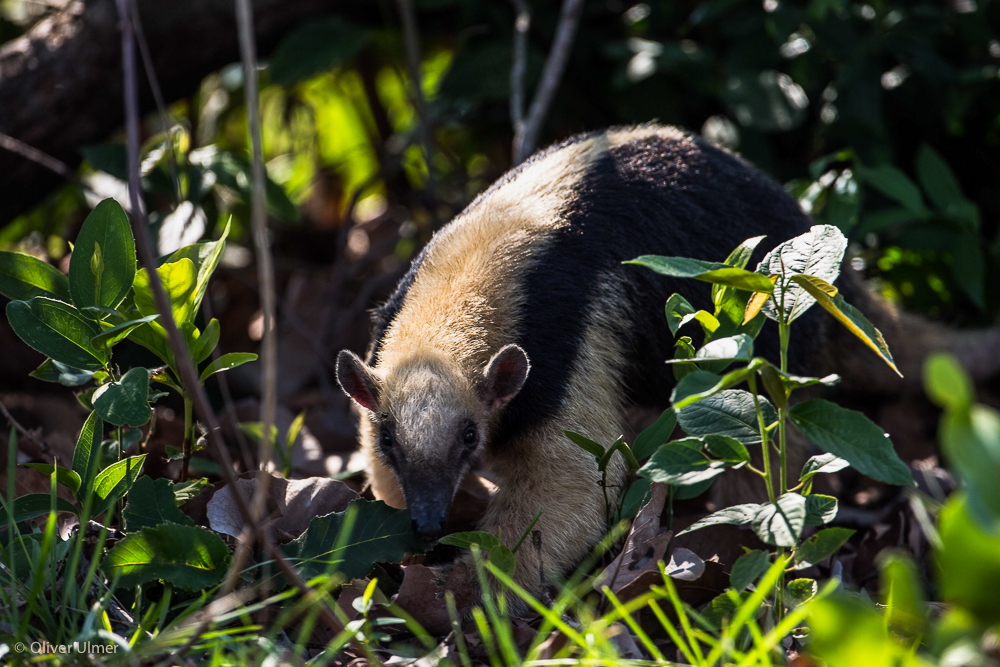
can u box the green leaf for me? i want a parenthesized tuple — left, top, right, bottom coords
(800, 453, 849, 484)
(675, 503, 760, 536)
(915, 144, 966, 214)
(200, 352, 258, 382)
(6, 297, 107, 370)
(678, 388, 776, 444)
(23, 464, 82, 495)
(671, 363, 760, 411)
(638, 441, 727, 487)
(163, 221, 229, 316)
(172, 478, 209, 505)
(103, 523, 231, 590)
(631, 408, 677, 460)
(488, 545, 516, 578)
(691, 334, 754, 363)
(29, 359, 94, 386)
(0, 251, 71, 302)
(72, 411, 104, 500)
(563, 430, 605, 459)
(923, 353, 973, 413)
(952, 231, 985, 309)
(664, 293, 696, 336)
(6, 494, 78, 523)
(790, 274, 900, 376)
(878, 551, 926, 637)
(757, 224, 847, 323)
(703, 434, 750, 465)
(856, 164, 926, 214)
(790, 399, 912, 486)
(127, 321, 174, 366)
(92, 454, 146, 518)
(133, 258, 197, 325)
(93, 367, 151, 427)
(439, 531, 501, 551)
(628, 255, 775, 293)
(936, 495, 1000, 623)
(940, 405, 1000, 523)
(91, 314, 160, 350)
(752, 493, 807, 547)
(68, 199, 136, 312)
(787, 578, 818, 604)
(80, 143, 128, 180)
(281, 499, 429, 581)
(193, 318, 220, 363)
(805, 494, 838, 526)
(793, 527, 854, 568)
(123, 477, 194, 532)
(269, 18, 370, 85)
(730, 549, 769, 592)
(616, 478, 652, 522)
(713, 235, 766, 307)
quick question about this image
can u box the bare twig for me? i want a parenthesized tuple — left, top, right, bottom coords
(0, 396, 48, 459)
(235, 0, 278, 528)
(115, 0, 348, 647)
(509, 0, 530, 134)
(512, 0, 584, 164)
(0, 132, 97, 199)
(394, 0, 435, 199)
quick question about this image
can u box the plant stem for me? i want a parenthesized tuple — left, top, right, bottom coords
(778, 408, 788, 495)
(181, 394, 192, 482)
(747, 374, 775, 504)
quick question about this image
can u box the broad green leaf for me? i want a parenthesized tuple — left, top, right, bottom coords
(713, 236, 766, 308)
(133, 258, 197, 325)
(439, 531, 501, 551)
(7, 297, 107, 370)
(787, 578, 818, 604)
(489, 545, 516, 578)
(281, 498, 429, 581)
(757, 225, 847, 323)
(163, 221, 230, 315)
(743, 280, 775, 324)
(68, 199, 136, 312)
(923, 353, 973, 412)
(72, 411, 104, 500)
(193, 318, 220, 363)
(936, 495, 1000, 623)
(730, 549, 769, 592)
(7, 493, 78, 523)
(103, 523, 231, 590)
(790, 274, 900, 376)
(759, 361, 788, 409)
(239, 421, 278, 446)
(29, 359, 94, 386)
(915, 144, 965, 214)
(678, 310, 720, 335)
(127, 321, 173, 366)
(703, 434, 750, 464)
(760, 359, 840, 393)
(752, 493, 807, 547)
(93, 367, 151, 427)
(675, 503, 760, 536)
(617, 478, 652, 521)
(631, 408, 677, 460)
(23, 464, 81, 495)
(805, 494, 838, 526)
(940, 405, 1000, 523)
(671, 362, 761, 410)
(200, 352, 258, 381)
(193, 150, 300, 222)
(793, 527, 854, 568)
(91, 314, 159, 350)
(638, 441, 727, 487)
(790, 399, 912, 486)
(92, 454, 146, 518)
(269, 18, 371, 85)
(0, 251, 71, 301)
(664, 294, 696, 336)
(692, 334, 753, 363)
(809, 594, 934, 667)
(173, 478, 209, 505)
(123, 477, 194, 532)
(855, 164, 926, 214)
(564, 430, 605, 459)
(800, 453, 849, 484)
(678, 388, 776, 444)
(879, 551, 926, 637)
(628, 256, 775, 293)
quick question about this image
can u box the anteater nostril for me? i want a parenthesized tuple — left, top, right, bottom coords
(411, 518, 444, 541)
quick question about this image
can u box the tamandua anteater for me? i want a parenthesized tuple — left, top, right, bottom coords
(335, 124, 1000, 602)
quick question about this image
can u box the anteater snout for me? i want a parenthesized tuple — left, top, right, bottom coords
(411, 517, 445, 542)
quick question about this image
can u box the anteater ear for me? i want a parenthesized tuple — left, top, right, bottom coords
(480, 345, 530, 413)
(336, 350, 382, 413)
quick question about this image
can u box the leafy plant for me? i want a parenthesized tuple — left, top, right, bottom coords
(568, 224, 912, 623)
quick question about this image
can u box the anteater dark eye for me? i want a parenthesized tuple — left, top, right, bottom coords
(464, 427, 477, 445)
(380, 430, 393, 449)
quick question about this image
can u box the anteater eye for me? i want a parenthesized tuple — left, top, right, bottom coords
(379, 430, 393, 449)
(463, 427, 477, 445)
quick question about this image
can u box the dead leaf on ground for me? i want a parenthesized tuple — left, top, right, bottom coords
(392, 561, 474, 636)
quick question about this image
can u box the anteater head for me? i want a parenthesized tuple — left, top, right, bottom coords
(336, 345, 530, 541)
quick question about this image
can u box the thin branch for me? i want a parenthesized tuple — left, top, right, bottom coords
(0, 396, 49, 460)
(0, 131, 97, 199)
(235, 0, 278, 527)
(115, 0, 348, 646)
(509, 0, 530, 135)
(512, 0, 584, 164)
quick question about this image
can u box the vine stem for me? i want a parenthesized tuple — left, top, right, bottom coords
(747, 374, 775, 504)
